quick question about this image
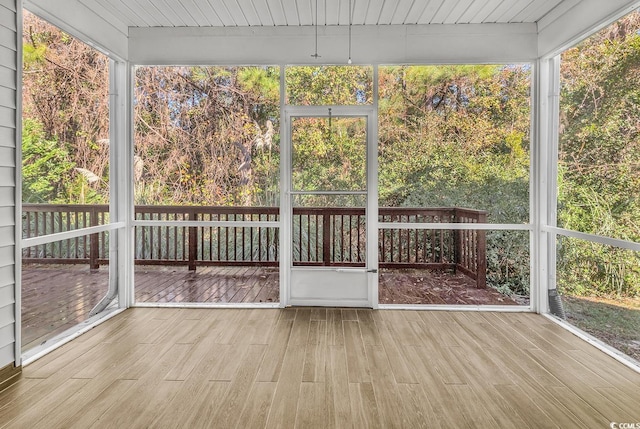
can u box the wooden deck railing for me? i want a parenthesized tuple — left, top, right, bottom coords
(22, 204, 487, 288)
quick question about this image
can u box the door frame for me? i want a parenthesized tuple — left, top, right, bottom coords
(280, 105, 378, 307)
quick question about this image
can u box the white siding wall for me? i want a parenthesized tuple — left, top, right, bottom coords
(0, 0, 17, 367)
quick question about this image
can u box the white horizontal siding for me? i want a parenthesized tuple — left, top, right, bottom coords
(0, 145, 13, 166)
(0, 166, 14, 186)
(0, 65, 15, 89)
(0, 245, 13, 266)
(0, 226, 13, 247)
(0, 0, 16, 13)
(0, 0, 15, 369)
(0, 24, 15, 52)
(0, 105, 14, 128)
(0, 45, 15, 73)
(0, 83, 14, 109)
(0, 124, 15, 147)
(0, 263, 13, 288)
(0, 323, 13, 347)
(0, 186, 13, 205)
(0, 343, 12, 365)
(0, 301, 13, 328)
(0, 285, 12, 307)
(0, 8, 15, 36)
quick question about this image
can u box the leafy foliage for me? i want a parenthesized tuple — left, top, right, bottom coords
(22, 119, 73, 203)
(134, 66, 280, 206)
(558, 12, 640, 298)
(285, 66, 372, 105)
(22, 11, 109, 204)
(378, 65, 532, 295)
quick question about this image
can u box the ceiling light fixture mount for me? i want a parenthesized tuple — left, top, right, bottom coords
(311, 0, 321, 58)
(348, 0, 352, 64)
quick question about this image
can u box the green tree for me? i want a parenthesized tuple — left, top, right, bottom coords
(378, 65, 532, 296)
(22, 11, 110, 204)
(134, 66, 280, 206)
(558, 12, 640, 297)
(22, 119, 73, 203)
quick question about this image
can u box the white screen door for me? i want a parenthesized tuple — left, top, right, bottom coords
(283, 106, 377, 307)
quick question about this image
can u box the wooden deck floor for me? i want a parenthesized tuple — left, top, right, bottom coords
(135, 266, 280, 304)
(21, 266, 110, 352)
(4, 308, 640, 428)
(21, 265, 516, 351)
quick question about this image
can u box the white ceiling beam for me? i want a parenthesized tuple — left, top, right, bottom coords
(24, 0, 128, 60)
(129, 22, 537, 65)
(538, 0, 640, 57)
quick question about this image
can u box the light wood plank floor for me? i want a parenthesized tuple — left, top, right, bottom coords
(4, 308, 640, 428)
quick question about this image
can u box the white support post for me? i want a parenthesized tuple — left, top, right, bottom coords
(532, 56, 561, 314)
(532, 58, 546, 314)
(547, 56, 561, 301)
(279, 66, 289, 307)
(111, 60, 134, 309)
(369, 65, 379, 309)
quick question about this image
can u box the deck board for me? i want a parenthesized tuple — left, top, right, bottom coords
(21, 265, 518, 352)
(4, 309, 640, 428)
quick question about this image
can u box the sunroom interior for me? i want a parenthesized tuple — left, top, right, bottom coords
(1, 0, 640, 426)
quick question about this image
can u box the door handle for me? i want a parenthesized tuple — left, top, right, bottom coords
(367, 269, 378, 273)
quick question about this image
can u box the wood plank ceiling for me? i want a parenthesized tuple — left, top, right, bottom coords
(77, 0, 566, 27)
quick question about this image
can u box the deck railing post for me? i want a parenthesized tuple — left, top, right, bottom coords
(453, 209, 461, 273)
(188, 208, 197, 271)
(89, 206, 100, 270)
(476, 212, 487, 289)
(322, 212, 331, 266)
